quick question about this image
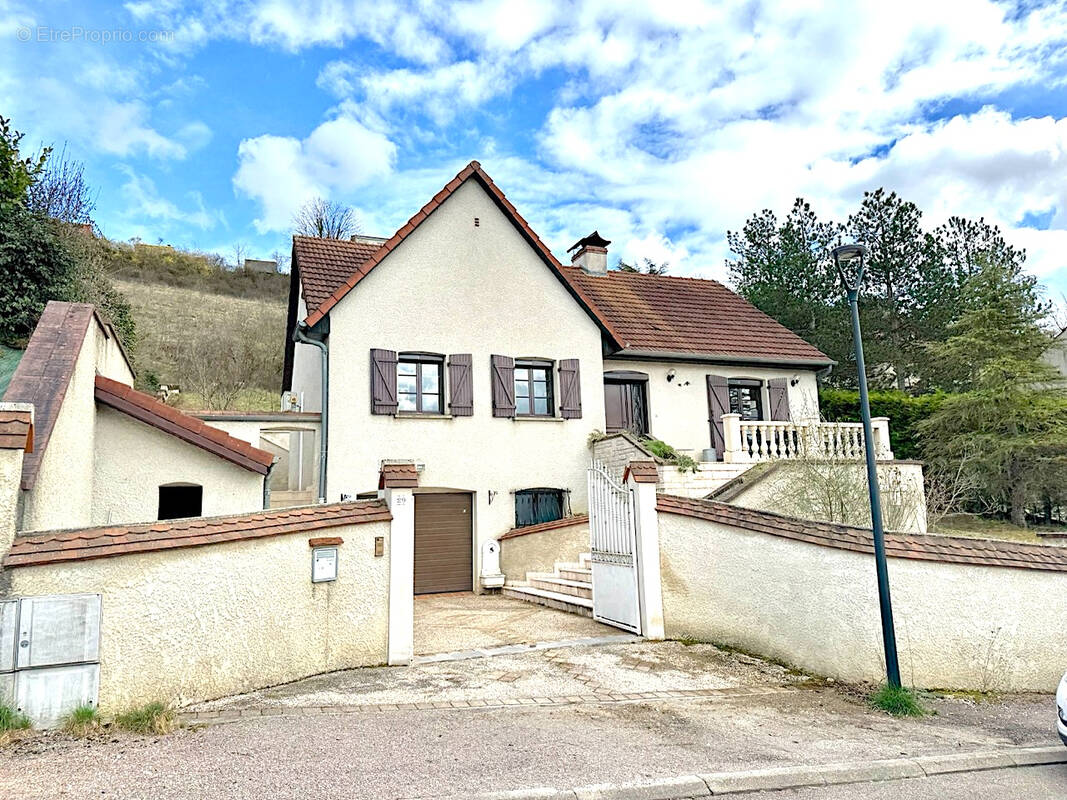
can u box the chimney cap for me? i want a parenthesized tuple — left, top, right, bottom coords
(567, 230, 611, 253)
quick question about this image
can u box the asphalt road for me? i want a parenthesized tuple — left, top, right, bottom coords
(751, 763, 1067, 798)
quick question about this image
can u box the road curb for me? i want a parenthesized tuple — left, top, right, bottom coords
(421, 745, 1067, 799)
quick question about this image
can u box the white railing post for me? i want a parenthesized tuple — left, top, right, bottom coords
(626, 463, 664, 640)
(721, 413, 744, 462)
(871, 417, 894, 460)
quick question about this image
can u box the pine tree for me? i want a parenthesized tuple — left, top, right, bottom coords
(919, 257, 1067, 526)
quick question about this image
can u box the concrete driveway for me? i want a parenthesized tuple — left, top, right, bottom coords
(413, 592, 617, 655)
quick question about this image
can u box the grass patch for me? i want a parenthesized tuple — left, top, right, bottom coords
(61, 704, 102, 737)
(0, 702, 31, 732)
(675, 635, 704, 647)
(113, 702, 176, 735)
(931, 513, 1065, 545)
(869, 684, 927, 717)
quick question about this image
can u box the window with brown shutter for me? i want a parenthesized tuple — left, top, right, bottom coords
(558, 359, 582, 419)
(397, 353, 444, 413)
(491, 355, 516, 418)
(515, 359, 554, 416)
(448, 354, 473, 416)
(370, 349, 398, 415)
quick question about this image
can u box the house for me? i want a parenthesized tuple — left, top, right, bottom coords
(1, 302, 275, 536)
(282, 160, 886, 595)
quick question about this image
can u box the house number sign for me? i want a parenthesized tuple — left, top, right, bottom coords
(312, 547, 338, 583)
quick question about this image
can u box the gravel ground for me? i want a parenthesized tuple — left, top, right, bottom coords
(1, 641, 1057, 800)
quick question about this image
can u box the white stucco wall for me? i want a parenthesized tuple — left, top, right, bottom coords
(90, 407, 265, 526)
(727, 461, 928, 534)
(0, 447, 23, 551)
(603, 359, 820, 456)
(659, 511, 1067, 691)
(7, 519, 391, 710)
(291, 294, 323, 412)
(313, 179, 607, 582)
(20, 316, 134, 532)
(20, 324, 100, 532)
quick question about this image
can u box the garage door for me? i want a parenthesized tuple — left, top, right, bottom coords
(414, 493, 473, 594)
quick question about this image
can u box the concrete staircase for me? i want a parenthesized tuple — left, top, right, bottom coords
(502, 553, 593, 617)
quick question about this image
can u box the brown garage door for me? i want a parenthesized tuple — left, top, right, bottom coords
(414, 493, 473, 594)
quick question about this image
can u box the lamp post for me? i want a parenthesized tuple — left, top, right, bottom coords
(832, 243, 902, 689)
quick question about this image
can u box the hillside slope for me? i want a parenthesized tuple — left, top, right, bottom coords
(114, 278, 287, 410)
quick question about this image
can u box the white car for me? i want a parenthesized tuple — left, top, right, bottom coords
(1058, 672, 1067, 746)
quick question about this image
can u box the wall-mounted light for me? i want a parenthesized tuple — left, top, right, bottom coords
(666, 369, 677, 383)
(488, 490, 497, 505)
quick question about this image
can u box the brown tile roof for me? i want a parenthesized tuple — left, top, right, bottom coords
(498, 514, 589, 540)
(293, 161, 828, 365)
(623, 460, 659, 484)
(301, 162, 623, 346)
(656, 494, 1067, 573)
(563, 268, 832, 364)
(3, 303, 118, 490)
(378, 462, 419, 489)
(4, 501, 391, 568)
(292, 236, 384, 314)
(0, 408, 33, 451)
(95, 376, 275, 475)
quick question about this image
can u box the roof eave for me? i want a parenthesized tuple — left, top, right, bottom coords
(608, 348, 836, 370)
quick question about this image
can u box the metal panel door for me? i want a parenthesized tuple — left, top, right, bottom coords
(9, 594, 101, 728)
(588, 461, 641, 634)
(17, 594, 101, 669)
(414, 493, 474, 594)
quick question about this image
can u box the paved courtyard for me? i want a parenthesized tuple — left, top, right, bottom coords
(413, 592, 615, 655)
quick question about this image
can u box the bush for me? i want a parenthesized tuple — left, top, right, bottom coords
(818, 388, 948, 460)
(0, 702, 31, 731)
(113, 702, 176, 735)
(61, 704, 101, 737)
(868, 684, 927, 717)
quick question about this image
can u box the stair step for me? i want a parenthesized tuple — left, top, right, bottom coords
(503, 584, 593, 616)
(558, 567, 592, 582)
(528, 576, 592, 599)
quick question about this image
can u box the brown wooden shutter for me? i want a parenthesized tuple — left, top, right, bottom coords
(768, 377, 791, 421)
(706, 374, 729, 455)
(490, 355, 515, 418)
(448, 354, 473, 416)
(558, 359, 582, 419)
(370, 349, 398, 415)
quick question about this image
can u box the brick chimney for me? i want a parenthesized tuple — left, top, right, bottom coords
(568, 231, 611, 276)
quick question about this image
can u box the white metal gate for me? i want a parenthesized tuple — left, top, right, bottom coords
(588, 461, 641, 634)
(0, 594, 101, 728)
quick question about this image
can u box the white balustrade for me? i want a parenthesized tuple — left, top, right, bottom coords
(720, 413, 894, 463)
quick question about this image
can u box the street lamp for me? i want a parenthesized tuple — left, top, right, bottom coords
(832, 243, 902, 689)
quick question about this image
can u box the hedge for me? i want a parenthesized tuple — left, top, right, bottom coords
(818, 389, 948, 461)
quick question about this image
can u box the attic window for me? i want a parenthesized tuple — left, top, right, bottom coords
(158, 483, 203, 520)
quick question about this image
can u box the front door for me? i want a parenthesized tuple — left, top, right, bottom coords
(604, 381, 648, 436)
(414, 493, 473, 594)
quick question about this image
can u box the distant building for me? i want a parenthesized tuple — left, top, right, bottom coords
(244, 258, 278, 274)
(1045, 328, 1067, 385)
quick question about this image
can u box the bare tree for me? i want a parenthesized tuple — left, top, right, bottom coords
(176, 334, 272, 410)
(271, 248, 291, 273)
(26, 144, 96, 224)
(617, 257, 669, 275)
(293, 196, 360, 239)
(231, 242, 248, 270)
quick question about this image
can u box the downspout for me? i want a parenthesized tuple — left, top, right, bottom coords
(262, 460, 276, 509)
(293, 322, 329, 503)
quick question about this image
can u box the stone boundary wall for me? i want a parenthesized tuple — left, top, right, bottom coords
(656, 494, 1067, 692)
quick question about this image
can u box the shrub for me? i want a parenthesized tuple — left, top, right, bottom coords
(113, 702, 176, 735)
(818, 388, 948, 461)
(0, 702, 31, 731)
(869, 684, 927, 717)
(61, 704, 101, 737)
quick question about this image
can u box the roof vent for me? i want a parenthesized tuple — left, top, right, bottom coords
(567, 231, 611, 276)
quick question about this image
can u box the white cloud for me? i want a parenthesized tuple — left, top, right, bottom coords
(233, 115, 397, 233)
(119, 166, 224, 229)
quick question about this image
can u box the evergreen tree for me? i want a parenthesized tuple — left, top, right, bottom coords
(918, 257, 1067, 526)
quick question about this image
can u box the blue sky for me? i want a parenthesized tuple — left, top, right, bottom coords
(3, 0, 1067, 308)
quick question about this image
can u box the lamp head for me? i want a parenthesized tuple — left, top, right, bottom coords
(831, 244, 867, 266)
